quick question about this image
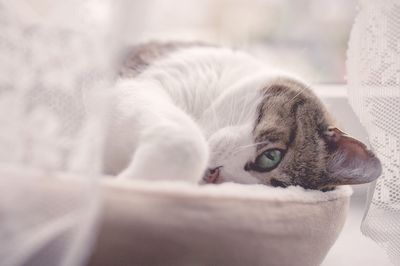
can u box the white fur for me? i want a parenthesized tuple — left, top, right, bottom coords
(103, 47, 294, 183)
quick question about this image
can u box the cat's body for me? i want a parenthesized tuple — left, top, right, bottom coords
(103, 42, 381, 190)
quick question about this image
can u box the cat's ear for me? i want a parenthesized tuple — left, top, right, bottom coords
(324, 127, 381, 185)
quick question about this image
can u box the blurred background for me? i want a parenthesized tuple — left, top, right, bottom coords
(134, 0, 357, 83)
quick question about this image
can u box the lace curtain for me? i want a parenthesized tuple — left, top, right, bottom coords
(347, 0, 400, 264)
(0, 1, 126, 265)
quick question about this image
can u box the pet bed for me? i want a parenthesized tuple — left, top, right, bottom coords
(87, 180, 352, 266)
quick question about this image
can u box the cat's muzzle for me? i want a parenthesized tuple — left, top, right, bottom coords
(203, 166, 223, 184)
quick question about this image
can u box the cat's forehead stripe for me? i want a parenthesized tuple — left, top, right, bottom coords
(256, 128, 286, 143)
(253, 84, 300, 139)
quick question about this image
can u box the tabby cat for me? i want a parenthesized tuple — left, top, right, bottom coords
(103, 42, 381, 190)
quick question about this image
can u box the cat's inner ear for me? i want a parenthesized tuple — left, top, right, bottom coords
(324, 127, 382, 185)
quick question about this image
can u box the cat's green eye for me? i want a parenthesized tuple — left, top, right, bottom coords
(253, 149, 283, 172)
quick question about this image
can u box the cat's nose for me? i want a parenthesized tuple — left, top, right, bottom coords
(203, 166, 223, 184)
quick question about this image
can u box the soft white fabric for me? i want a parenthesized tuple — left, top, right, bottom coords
(88, 180, 352, 266)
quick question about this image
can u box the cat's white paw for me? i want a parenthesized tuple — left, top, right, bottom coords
(118, 123, 209, 183)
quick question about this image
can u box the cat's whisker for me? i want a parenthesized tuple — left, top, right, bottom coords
(232, 140, 271, 154)
(238, 140, 270, 149)
(286, 89, 304, 104)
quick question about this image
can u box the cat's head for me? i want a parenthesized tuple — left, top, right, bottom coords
(204, 77, 382, 190)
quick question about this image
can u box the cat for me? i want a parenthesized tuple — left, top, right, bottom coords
(102, 42, 382, 190)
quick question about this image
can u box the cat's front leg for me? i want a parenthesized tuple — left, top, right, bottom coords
(114, 87, 209, 183)
(119, 121, 209, 182)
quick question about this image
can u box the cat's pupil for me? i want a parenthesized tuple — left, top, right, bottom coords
(266, 152, 276, 160)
